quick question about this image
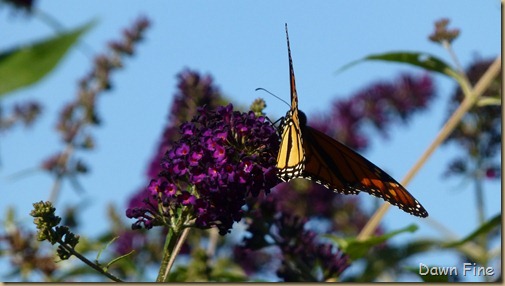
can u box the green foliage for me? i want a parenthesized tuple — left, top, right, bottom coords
(343, 239, 439, 282)
(0, 21, 94, 97)
(326, 224, 419, 260)
(339, 51, 466, 86)
(363, 52, 455, 75)
(168, 248, 247, 282)
(443, 213, 501, 249)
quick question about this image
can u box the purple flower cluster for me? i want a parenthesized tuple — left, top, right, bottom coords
(144, 70, 224, 182)
(35, 17, 150, 195)
(57, 16, 150, 144)
(274, 214, 349, 281)
(120, 70, 224, 256)
(127, 104, 280, 235)
(241, 195, 349, 281)
(232, 246, 272, 275)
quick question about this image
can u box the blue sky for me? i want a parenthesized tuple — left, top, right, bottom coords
(0, 1, 501, 282)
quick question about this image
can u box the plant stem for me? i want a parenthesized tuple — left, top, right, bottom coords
(442, 40, 464, 74)
(474, 155, 490, 281)
(156, 226, 191, 282)
(165, 227, 191, 280)
(357, 56, 501, 241)
(57, 238, 123, 282)
(206, 227, 219, 257)
(157, 227, 177, 282)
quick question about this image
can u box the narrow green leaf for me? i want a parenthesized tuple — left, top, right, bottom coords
(96, 236, 118, 264)
(443, 213, 501, 248)
(338, 51, 463, 83)
(0, 21, 95, 97)
(477, 96, 501, 106)
(106, 249, 135, 270)
(366, 52, 454, 74)
(325, 224, 418, 260)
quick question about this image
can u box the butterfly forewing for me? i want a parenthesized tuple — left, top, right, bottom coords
(301, 126, 428, 217)
(276, 24, 305, 181)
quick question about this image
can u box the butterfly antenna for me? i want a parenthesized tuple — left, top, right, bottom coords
(255, 87, 290, 107)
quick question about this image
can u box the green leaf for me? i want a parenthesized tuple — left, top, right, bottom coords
(477, 96, 501, 106)
(338, 51, 463, 83)
(0, 21, 95, 97)
(95, 236, 134, 270)
(443, 213, 501, 248)
(326, 224, 419, 260)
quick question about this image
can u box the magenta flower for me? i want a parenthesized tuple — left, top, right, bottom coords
(127, 104, 280, 235)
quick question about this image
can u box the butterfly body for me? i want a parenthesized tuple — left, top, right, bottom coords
(277, 24, 428, 218)
(276, 109, 305, 181)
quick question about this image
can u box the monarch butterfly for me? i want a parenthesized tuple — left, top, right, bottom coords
(277, 24, 428, 218)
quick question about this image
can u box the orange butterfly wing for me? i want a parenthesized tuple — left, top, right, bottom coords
(301, 125, 428, 217)
(277, 23, 428, 218)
